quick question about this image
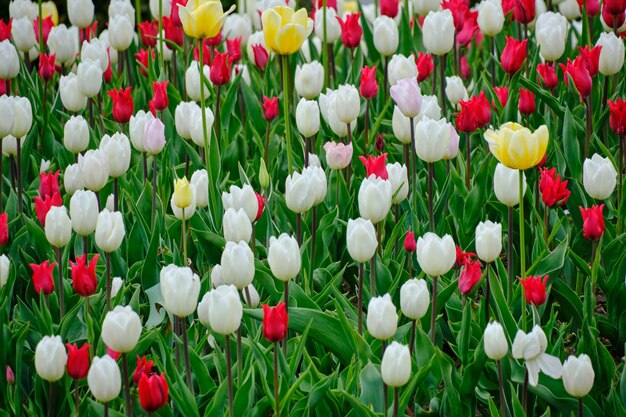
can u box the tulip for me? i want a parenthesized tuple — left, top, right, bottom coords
(11, 17, 36, 53)
(583, 154, 618, 200)
(537, 63, 558, 90)
(358, 175, 392, 224)
(381, 341, 411, 390)
(138, 21, 159, 48)
(390, 78, 422, 119)
(387, 54, 417, 87)
(95, 209, 125, 253)
(222, 184, 258, 223)
(189, 106, 215, 148)
(359, 153, 388, 179)
(66, 342, 91, 380)
(185, 62, 211, 103)
(458, 259, 482, 295)
(47, 25, 78, 66)
(513, 0, 535, 23)
(501, 37, 527, 74)
(130, 109, 154, 152)
(142, 118, 165, 155)
(30, 261, 55, 295)
(535, 12, 567, 62)
(519, 88, 536, 115)
(263, 302, 288, 342)
(108, 14, 134, 52)
(45, 206, 72, 248)
(150, 81, 169, 113)
(34, 192, 62, 226)
(346, 217, 378, 267)
(78, 150, 109, 192)
(35, 335, 67, 382)
(359, 66, 379, 101)
(336, 13, 362, 49)
(81, 38, 109, 72)
(373, 16, 399, 57)
(537, 167, 569, 208)
(221, 241, 255, 289)
(174, 102, 197, 140)
(201, 284, 243, 334)
(560, 58, 592, 99)
(520, 275, 548, 306)
(0, 96, 13, 139)
(223, 14, 252, 44)
(494, 163, 527, 207)
(477, 0, 504, 36)
(295, 98, 321, 138)
(285, 171, 316, 214)
(315, 7, 341, 43)
(475, 221, 502, 264)
(107, 87, 134, 125)
(416, 232, 456, 277)
(366, 294, 398, 340)
(64, 164, 84, 195)
(512, 325, 562, 387)
(100, 133, 131, 179)
(12, 97, 32, 139)
(68, 0, 95, 28)
(386, 163, 409, 204)
(302, 165, 327, 206)
(485, 122, 549, 170)
(70, 253, 99, 297)
(101, 305, 142, 353)
(261, 6, 311, 55)
(0, 40, 19, 80)
(37, 53, 55, 83)
(445, 76, 468, 108)
(597, 32, 625, 76)
(190, 170, 208, 208)
(324, 141, 353, 170)
(456, 91, 491, 132)
(111, 277, 123, 298)
(77, 59, 103, 99)
(268, 234, 301, 281)
(414, 117, 451, 163)
(39, 171, 59, 199)
(319, 89, 357, 137)
(0, 254, 9, 289)
(179, 0, 233, 39)
(60, 73, 88, 112)
(423, 10, 455, 56)
(580, 204, 605, 240)
(400, 278, 429, 320)
(223, 208, 253, 243)
(562, 354, 594, 398)
(392, 106, 411, 144)
(484, 321, 508, 360)
(63, 116, 89, 154)
(295, 61, 324, 99)
(334, 84, 360, 125)
(261, 96, 279, 122)
(160, 265, 200, 317)
(88, 355, 122, 403)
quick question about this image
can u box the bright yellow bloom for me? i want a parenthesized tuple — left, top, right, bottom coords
(262, 6, 312, 55)
(178, 0, 234, 40)
(42, 2, 59, 25)
(484, 122, 549, 170)
(343, 1, 359, 13)
(173, 177, 193, 209)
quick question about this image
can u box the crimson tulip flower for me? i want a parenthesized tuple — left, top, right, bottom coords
(138, 20, 159, 47)
(604, 0, 626, 14)
(70, 254, 99, 297)
(336, 13, 362, 49)
(227, 36, 243, 62)
(456, 91, 491, 132)
(263, 303, 289, 343)
(150, 81, 169, 114)
(33, 16, 54, 44)
(577, 0, 600, 16)
(580, 205, 605, 240)
(458, 259, 482, 295)
(194, 41, 212, 66)
(0, 19, 11, 42)
(0, 213, 8, 246)
(539, 168, 570, 207)
(255, 192, 265, 222)
(65, 343, 91, 380)
(133, 355, 155, 385)
(404, 231, 416, 252)
(39, 170, 60, 199)
(34, 192, 62, 226)
(358, 153, 388, 180)
(38, 54, 56, 82)
(30, 261, 56, 295)
(493, 87, 508, 108)
(171, 0, 188, 27)
(513, 0, 535, 24)
(608, 99, 626, 135)
(135, 48, 155, 77)
(261, 96, 279, 122)
(537, 63, 558, 90)
(416, 52, 434, 82)
(107, 87, 134, 124)
(138, 373, 169, 412)
(501, 37, 527, 74)
(252, 44, 269, 70)
(519, 89, 536, 115)
(455, 246, 477, 269)
(210, 51, 231, 86)
(381, 0, 399, 18)
(578, 45, 602, 77)
(560, 58, 592, 99)
(360, 66, 378, 99)
(162, 16, 184, 46)
(520, 275, 548, 306)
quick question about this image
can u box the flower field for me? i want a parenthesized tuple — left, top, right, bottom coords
(1, 0, 626, 416)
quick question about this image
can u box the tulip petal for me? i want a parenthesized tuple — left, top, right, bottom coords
(526, 359, 540, 387)
(537, 353, 563, 379)
(276, 23, 307, 55)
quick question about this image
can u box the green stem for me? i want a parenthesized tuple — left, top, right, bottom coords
(519, 170, 526, 331)
(274, 342, 280, 417)
(322, 0, 328, 89)
(281, 56, 294, 174)
(182, 208, 187, 265)
(38, 0, 43, 54)
(158, 0, 164, 73)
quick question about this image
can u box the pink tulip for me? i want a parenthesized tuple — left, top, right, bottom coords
(390, 77, 422, 118)
(323, 141, 353, 170)
(143, 118, 166, 155)
(443, 123, 459, 160)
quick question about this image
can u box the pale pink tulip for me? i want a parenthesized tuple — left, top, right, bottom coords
(324, 141, 353, 170)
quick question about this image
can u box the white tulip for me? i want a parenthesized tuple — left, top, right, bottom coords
(512, 325, 562, 387)
(562, 354, 594, 398)
(221, 241, 255, 289)
(160, 265, 201, 317)
(367, 294, 398, 340)
(494, 163, 527, 207)
(87, 356, 122, 403)
(483, 321, 508, 360)
(416, 232, 456, 277)
(475, 220, 502, 263)
(381, 341, 411, 387)
(358, 175, 392, 224)
(268, 233, 301, 281)
(400, 278, 430, 320)
(34, 335, 67, 382)
(101, 305, 142, 353)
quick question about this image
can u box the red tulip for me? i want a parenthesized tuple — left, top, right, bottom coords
(34, 192, 62, 226)
(601, 7, 626, 30)
(80, 21, 99, 44)
(608, 99, 626, 135)
(513, 0, 535, 24)
(560, 58, 592, 99)
(577, 0, 600, 16)
(314, 0, 338, 11)
(455, 246, 477, 269)
(138, 373, 169, 412)
(134, 48, 155, 77)
(262, 302, 288, 343)
(375, 133, 385, 154)
(107, 87, 134, 124)
(227, 36, 243, 62)
(210, 51, 231, 86)
(580, 204, 605, 240)
(70, 254, 99, 297)
(39, 170, 60, 199)
(493, 87, 508, 108)
(578, 45, 602, 77)
(138, 20, 159, 47)
(103, 51, 113, 83)
(404, 231, 416, 252)
(162, 16, 184, 46)
(460, 55, 471, 80)
(381, 0, 399, 18)
(456, 11, 478, 47)
(358, 153, 388, 180)
(206, 32, 222, 47)
(604, 0, 626, 15)
(0, 213, 8, 246)
(171, 0, 188, 27)
(252, 44, 269, 70)
(336, 13, 362, 49)
(194, 41, 212, 66)
(106, 347, 121, 361)
(416, 52, 434, 82)
(30, 261, 55, 295)
(456, 91, 491, 132)
(133, 356, 154, 385)
(150, 81, 169, 113)
(443, 0, 470, 31)
(38, 53, 56, 82)
(65, 343, 91, 380)
(537, 63, 558, 90)
(0, 19, 12, 42)
(539, 168, 570, 207)
(262, 96, 279, 121)
(255, 192, 265, 222)
(520, 275, 548, 306)
(0, 80, 9, 96)
(33, 16, 54, 44)
(519, 88, 536, 115)
(501, 37, 527, 74)
(458, 259, 482, 295)
(360, 66, 378, 99)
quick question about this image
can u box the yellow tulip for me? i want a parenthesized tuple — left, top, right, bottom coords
(173, 178, 194, 209)
(484, 122, 549, 170)
(42, 2, 59, 26)
(262, 6, 312, 55)
(178, 0, 234, 40)
(343, 1, 359, 13)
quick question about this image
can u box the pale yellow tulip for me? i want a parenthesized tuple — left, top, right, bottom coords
(179, 0, 234, 39)
(262, 6, 312, 56)
(484, 122, 549, 170)
(173, 178, 193, 209)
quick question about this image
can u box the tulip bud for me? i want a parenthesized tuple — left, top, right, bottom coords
(243, 283, 260, 307)
(210, 264, 224, 288)
(583, 154, 617, 200)
(0, 96, 14, 138)
(189, 169, 208, 208)
(259, 158, 270, 189)
(358, 175, 392, 224)
(110, 277, 123, 298)
(65, 342, 91, 380)
(108, 15, 134, 51)
(386, 163, 409, 204)
(175, 101, 198, 140)
(100, 133, 131, 178)
(77, 59, 103, 98)
(296, 98, 321, 138)
(422, 10, 455, 56)
(200, 284, 243, 334)
(400, 278, 429, 320)
(494, 163, 527, 207)
(189, 106, 215, 147)
(373, 16, 399, 57)
(319, 89, 356, 137)
(392, 106, 411, 144)
(366, 294, 398, 340)
(81, 38, 109, 72)
(477, 0, 505, 36)
(387, 54, 417, 87)
(45, 206, 72, 248)
(12, 97, 32, 139)
(173, 177, 193, 210)
(315, 8, 341, 43)
(12, 17, 36, 53)
(335, 84, 360, 124)
(302, 165, 327, 206)
(185, 62, 211, 103)
(475, 220, 502, 263)
(346, 218, 378, 263)
(68, 0, 95, 28)
(483, 321, 508, 360)
(285, 171, 316, 214)
(221, 241, 255, 289)
(268, 233, 301, 281)
(445, 76, 468, 107)
(562, 354, 594, 398)
(95, 209, 125, 253)
(61, 72, 88, 113)
(35, 335, 68, 382)
(47, 24, 79, 66)
(580, 204, 605, 240)
(222, 184, 258, 223)
(262, 302, 289, 343)
(414, 117, 450, 163)
(101, 305, 142, 353)
(78, 150, 109, 192)
(416, 232, 456, 277)
(323, 141, 353, 170)
(390, 77, 422, 118)
(63, 116, 89, 154)
(535, 12, 567, 62)
(381, 341, 411, 387)
(160, 265, 201, 317)
(0, 40, 19, 80)
(87, 355, 122, 403)
(223, 208, 253, 243)
(597, 32, 624, 76)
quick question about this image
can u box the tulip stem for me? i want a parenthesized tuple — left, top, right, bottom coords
(489, 36, 497, 87)
(182, 317, 193, 390)
(182, 209, 187, 265)
(37, 0, 43, 53)
(381, 340, 388, 412)
(364, 101, 370, 152)
(370, 255, 377, 297)
(519, 170, 527, 331)
(322, 0, 329, 89)
(383, 57, 389, 103)
(392, 387, 399, 417)
(158, 0, 164, 73)
(283, 281, 289, 356)
(281, 56, 294, 174)
(497, 360, 505, 417)
(439, 55, 447, 119)
(197, 40, 215, 217)
(16, 137, 22, 214)
(264, 122, 270, 164)
(47, 381, 54, 417)
(225, 335, 234, 417)
(430, 276, 438, 344)
(104, 403, 108, 417)
(122, 354, 132, 417)
(114, 178, 119, 212)
(485, 263, 491, 325)
(507, 206, 513, 303)
(465, 133, 471, 190)
(357, 262, 364, 335)
(584, 96, 593, 159)
(74, 379, 80, 417)
(105, 252, 111, 311)
(236, 327, 242, 384)
(273, 342, 280, 417)
(428, 162, 435, 232)
(55, 247, 64, 320)
(619, 136, 624, 235)
(0, 150, 3, 213)
(409, 319, 416, 354)
(409, 117, 416, 221)
(296, 213, 302, 247)
(578, 397, 583, 417)
(522, 369, 528, 415)
(152, 156, 157, 224)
